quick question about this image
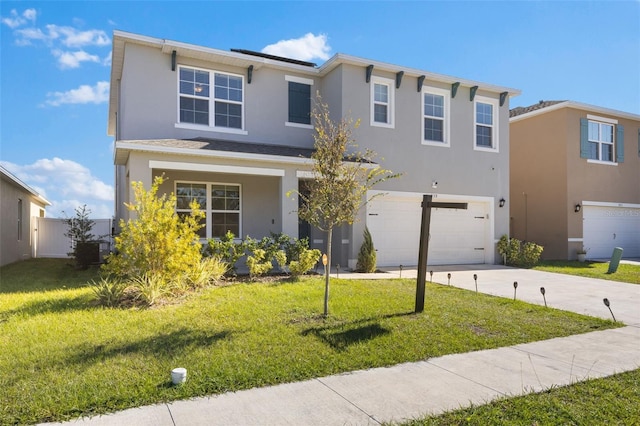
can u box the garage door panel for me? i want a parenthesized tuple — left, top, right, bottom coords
(583, 206, 640, 258)
(367, 195, 489, 266)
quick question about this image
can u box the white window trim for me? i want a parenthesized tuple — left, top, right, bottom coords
(586, 114, 617, 163)
(421, 86, 450, 147)
(473, 96, 499, 153)
(175, 180, 242, 240)
(285, 75, 314, 129)
(370, 76, 394, 128)
(176, 64, 246, 132)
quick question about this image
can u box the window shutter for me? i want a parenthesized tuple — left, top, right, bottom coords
(616, 124, 624, 163)
(579, 118, 589, 158)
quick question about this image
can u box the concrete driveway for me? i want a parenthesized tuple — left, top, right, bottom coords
(376, 264, 640, 327)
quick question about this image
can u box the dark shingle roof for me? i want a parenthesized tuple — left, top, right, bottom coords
(120, 137, 376, 164)
(509, 100, 567, 118)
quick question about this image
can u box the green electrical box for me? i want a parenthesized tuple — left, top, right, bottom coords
(607, 247, 624, 274)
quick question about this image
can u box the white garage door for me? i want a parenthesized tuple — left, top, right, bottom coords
(583, 205, 640, 258)
(366, 193, 489, 266)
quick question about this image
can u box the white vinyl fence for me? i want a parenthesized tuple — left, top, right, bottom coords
(35, 217, 113, 259)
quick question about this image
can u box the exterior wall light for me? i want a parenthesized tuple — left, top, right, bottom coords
(575, 204, 581, 213)
(499, 198, 506, 208)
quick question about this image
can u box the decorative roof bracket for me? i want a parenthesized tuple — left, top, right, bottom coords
(247, 65, 253, 84)
(470, 85, 479, 101)
(451, 82, 460, 98)
(171, 50, 176, 71)
(366, 65, 374, 83)
(499, 91, 508, 106)
(417, 75, 426, 92)
(395, 71, 404, 89)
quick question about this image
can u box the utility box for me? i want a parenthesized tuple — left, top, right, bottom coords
(607, 247, 624, 274)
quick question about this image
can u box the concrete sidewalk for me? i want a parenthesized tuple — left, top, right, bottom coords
(43, 266, 640, 426)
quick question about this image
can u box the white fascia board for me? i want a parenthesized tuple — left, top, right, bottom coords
(321, 53, 521, 96)
(582, 201, 640, 209)
(149, 160, 285, 177)
(116, 141, 315, 166)
(510, 101, 640, 123)
(0, 165, 51, 206)
(366, 190, 493, 203)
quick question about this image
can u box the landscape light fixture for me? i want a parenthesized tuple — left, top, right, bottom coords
(575, 204, 581, 213)
(499, 198, 506, 208)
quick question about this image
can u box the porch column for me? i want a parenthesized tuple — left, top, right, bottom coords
(280, 170, 298, 238)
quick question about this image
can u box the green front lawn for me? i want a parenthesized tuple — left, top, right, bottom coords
(0, 259, 620, 424)
(533, 260, 640, 284)
(400, 368, 640, 425)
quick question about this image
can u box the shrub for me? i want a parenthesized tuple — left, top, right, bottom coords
(129, 273, 170, 306)
(356, 227, 376, 273)
(246, 248, 273, 278)
(185, 256, 228, 289)
(91, 277, 126, 307)
(103, 176, 204, 280)
(289, 248, 321, 278)
(498, 235, 544, 268)
(204, 231, 247, 275)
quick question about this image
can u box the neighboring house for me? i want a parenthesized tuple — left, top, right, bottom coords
(0, 165, 51, 267)
(109, 30, 519, 268)
(510, 101, 640, 260)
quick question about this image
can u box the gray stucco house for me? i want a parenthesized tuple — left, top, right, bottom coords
(0, 165, 50, 266)
(109, 31, 519, 269)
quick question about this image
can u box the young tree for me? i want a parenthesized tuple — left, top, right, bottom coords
(293, 94, 398, 316)
(63, 204, 97, 269)
(103, 176, 204, 280)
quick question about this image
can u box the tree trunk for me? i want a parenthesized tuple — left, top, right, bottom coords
(324, 227, 332, 317)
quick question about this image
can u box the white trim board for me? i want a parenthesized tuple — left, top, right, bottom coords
(149, 160, 285, 176)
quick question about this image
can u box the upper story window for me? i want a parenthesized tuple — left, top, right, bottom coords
(581, 114, 624, 164)
(422, 87, 450, 147)
(176, 181, 241, 239)
(370, 76, 394, 128)
(474, 96, 499, 152)
(286, 75, 313, 128)
(588, 121, 614, 161)
(178, 66, 244, 133)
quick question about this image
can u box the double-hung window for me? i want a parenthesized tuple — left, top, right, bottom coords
(178, 66, 244, 132)
(370, 76, 394, 128)
(286, 75, 313, 127)
(474, 96, 499, 151)
(422, 87, 449, 146)
(580, 114, 625, 164)
(176, 182, 241, 239)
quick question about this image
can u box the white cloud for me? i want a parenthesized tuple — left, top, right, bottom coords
(1, 8, 37, 29)
(262, 33, 331, 62)
(45, 24, 110, 48)
(102, 50, 112, 67)
(52, 49, 101, 69)
(0, 159, 114, 219)
(44, 81, 109, 106)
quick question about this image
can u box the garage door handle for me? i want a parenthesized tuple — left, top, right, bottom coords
(474, 248, 484, 250)
(474, 216, 484, 219)
(369, 213, 378, 216)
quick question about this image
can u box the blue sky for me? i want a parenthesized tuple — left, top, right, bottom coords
(1, 1, 639, 218)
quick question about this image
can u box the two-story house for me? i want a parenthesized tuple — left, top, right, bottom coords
(510, 101, 640, 260)
(108, 30, 519, 269)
